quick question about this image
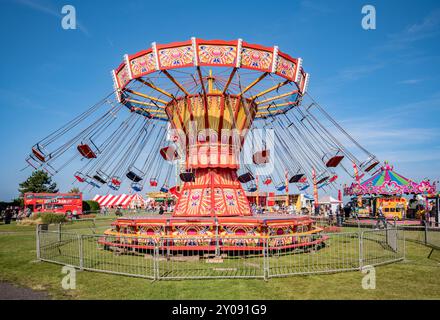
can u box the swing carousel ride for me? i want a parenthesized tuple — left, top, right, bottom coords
(27, 38, 381, 252)
(344, 161, 436, 220)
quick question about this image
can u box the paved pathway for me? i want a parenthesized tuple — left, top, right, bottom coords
(0, 282, 49, 300)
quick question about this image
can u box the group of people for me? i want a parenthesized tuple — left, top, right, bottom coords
(0, 206, 33, 224)
(99, 203, 169, 216)
(251, 203, 297, 215)
(314, 204, 345, 226)
(145, 203, 173, 213)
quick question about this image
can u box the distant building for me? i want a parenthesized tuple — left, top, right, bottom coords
(245, 192, 313, 211)
(146, 191, 175, 204)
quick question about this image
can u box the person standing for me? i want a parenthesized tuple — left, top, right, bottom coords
(328, 207, 334, 225)
(375, 206, 387, 229)
(159, 205, 164, 215)
(335, 205, 341, 226)
(25, 206, 32, 218)
(4, 207, 12, 225)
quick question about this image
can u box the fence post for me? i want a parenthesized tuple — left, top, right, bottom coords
(435, 196, 439, 227)
(424, 221, 428, 246)
(154, 240, 159, 280)
(57, 223, 62, 242)
(263, 236, 269, 281)
(78, 235, 84, 270)
(358, 232, 363, 270)
(36, 224, 41, 260)
(402, 227, 406, 261)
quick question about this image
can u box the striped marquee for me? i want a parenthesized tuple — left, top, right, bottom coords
(93, 194, 147, 208)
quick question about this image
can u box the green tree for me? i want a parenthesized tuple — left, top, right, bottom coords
(69, 187, 80, 193)
(18, 170, 58, 196)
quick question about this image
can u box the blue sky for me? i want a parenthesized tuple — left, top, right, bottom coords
(0, 0, 439, 201)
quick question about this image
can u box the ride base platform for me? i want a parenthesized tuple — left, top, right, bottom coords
(102, 214, 326, 252)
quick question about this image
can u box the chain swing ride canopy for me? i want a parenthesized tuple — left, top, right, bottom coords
(28, 38, 381, 252)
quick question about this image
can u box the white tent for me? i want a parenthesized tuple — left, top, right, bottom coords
(318, 195, 342, 215)
(93, 194, 147, 209)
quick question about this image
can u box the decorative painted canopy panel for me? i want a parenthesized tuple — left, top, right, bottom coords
(111, 38, 309, 121)
(344, 162, 437, 196)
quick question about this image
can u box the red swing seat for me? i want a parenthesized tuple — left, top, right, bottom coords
(360, 156, 379, 172)
(77, 144, 97, 159)
(74, 172, 86, 183)
(32, 144, 49, 162)
(322, 150, 344, 168)
(111, 177, 122, 186)
(150, 178, 158, 187)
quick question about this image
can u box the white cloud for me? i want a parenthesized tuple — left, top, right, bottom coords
(380, 9, 440, 51)
(397, 79, 424, 85)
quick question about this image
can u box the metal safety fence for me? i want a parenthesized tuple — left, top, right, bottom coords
(395, 225, 440, 249)
(36, 226, 405, 280)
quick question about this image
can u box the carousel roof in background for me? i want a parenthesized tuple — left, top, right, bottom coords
(344, 162, 436, 196)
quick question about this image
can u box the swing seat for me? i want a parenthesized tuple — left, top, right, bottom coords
(289, 173, 305, 183)
(324, 154, 344, 168)
(108, 176, 121, 190)
(298, 184, 309, 191)
(74, 172, 86, 183)
(26, 155, 41, 170)
(160, 146, 180, 161)
(126, 166, 144, 182)
(238, 172, 254, 183)
(318, 182, 328, 189)
(97, 170, 110, 182)
(316, 172, 330, 185)
(247, 184, 257, 192)
(111, 177, 121, 186)
(263, 177, 272, 185)
(32, 144, 49, 162)
(180, 171, 195, 182)
(252, 150, 270, 165)
(108, 184, 120, 191)
(93, 174, 107, 185)
(88, 180, 101, 188)
(160, 185, 169, 193)
(169, 186, 180, 196)
(131, 182, 143, 192)
(360, 156, 379, 172)
(276, 184, 286, 191)
(77, 142, 98, 159)
(150, 178, 158, 187)
(328, 174, 338, 183)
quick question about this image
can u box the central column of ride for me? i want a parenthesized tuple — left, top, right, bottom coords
(165, 84, 257, 217)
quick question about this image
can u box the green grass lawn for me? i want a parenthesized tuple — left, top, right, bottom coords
(0, 219, 439, 300)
